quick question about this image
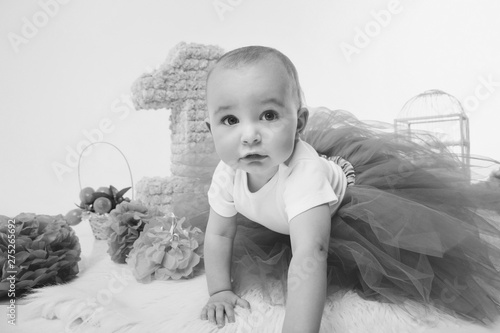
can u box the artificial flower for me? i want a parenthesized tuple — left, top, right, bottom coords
(105, 201, 151, 263)
(0, 213, 81, 298)
(127, 214, 204, 283)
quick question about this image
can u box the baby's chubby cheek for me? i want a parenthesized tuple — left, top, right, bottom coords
(261, 122, 292, 141)
(259, 126, 277, 141)
(211, 136, 240, 168)
(264, 123, 296, 157)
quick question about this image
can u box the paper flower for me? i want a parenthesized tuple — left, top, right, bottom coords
(105, 201, 151, 263)
(0, 213, 81, 298)
(126, 214, 204, 283)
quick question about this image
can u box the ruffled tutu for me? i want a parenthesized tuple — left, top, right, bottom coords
(230, 109, 500, 325)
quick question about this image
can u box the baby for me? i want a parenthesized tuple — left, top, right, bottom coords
(200, 46, 348, 332)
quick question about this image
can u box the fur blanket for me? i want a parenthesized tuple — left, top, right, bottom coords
(4, 232, 500, 333)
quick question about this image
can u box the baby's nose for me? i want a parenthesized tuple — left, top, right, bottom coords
(241, 125, 261, 145)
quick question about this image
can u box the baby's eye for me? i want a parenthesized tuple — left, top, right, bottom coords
(261, 111, 278, 121)
(221, 115, 239, 126)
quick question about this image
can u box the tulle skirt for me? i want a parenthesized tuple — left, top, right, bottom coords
(229, 109, 500, 325)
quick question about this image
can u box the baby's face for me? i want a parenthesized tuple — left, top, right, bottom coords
(206, 59, 300, 180)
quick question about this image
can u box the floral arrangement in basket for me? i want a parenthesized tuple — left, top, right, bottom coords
(103, 200, 204, 282)
(64, 141, 135, 240)
(65, 185, 132, 240)
(0, 213, 81, 298)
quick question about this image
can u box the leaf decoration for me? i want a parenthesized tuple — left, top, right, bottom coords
(110, 185, 118, 197)
(116, 187, 131, 200)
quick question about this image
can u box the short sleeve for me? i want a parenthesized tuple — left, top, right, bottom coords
(207, 161, 238, 217)
(284, 159, 339, 222)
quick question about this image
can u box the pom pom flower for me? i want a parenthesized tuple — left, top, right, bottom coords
(105, 201, 151, 263)
(0, 213, 81, 298)
(126, 214, 204, 282)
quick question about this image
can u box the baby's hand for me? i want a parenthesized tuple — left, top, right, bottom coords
(200, 290, 250, 328)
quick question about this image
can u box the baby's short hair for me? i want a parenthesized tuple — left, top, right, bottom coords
(207, 46, 304, 108)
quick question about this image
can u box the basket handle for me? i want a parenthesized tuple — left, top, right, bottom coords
(77, 141, 135, 200)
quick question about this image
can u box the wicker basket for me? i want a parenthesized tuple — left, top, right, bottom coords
(78, 142, 134, 240)
(81, 211, 110, 240)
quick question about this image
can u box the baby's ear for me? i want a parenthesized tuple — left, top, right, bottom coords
(297, 107, 309, 134)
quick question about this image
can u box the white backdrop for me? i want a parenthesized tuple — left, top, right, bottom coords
(1, 0, 499, 217)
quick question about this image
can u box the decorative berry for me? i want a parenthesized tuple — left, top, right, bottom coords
(96, 186, 112, 196)
(93, 197, 113, 214)
(79, 187, 95, 205)
(65, 208, 83, 226)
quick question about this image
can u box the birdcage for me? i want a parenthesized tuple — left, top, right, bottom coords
(394, 90, 470, 175)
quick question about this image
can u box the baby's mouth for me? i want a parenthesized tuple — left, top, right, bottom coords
(242, 153, 267, 161)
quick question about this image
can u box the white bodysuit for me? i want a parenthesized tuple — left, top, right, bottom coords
(208, 139, 347, 235)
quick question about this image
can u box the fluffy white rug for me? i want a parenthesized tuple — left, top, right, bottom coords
(4, 235, 500, 333)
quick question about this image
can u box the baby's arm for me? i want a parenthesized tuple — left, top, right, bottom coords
(205, 207, 236, 295)
(201, 207, 250, 327)
(283, 203, 331, 333)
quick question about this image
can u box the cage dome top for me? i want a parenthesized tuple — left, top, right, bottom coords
(397, 89, 466, 120)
